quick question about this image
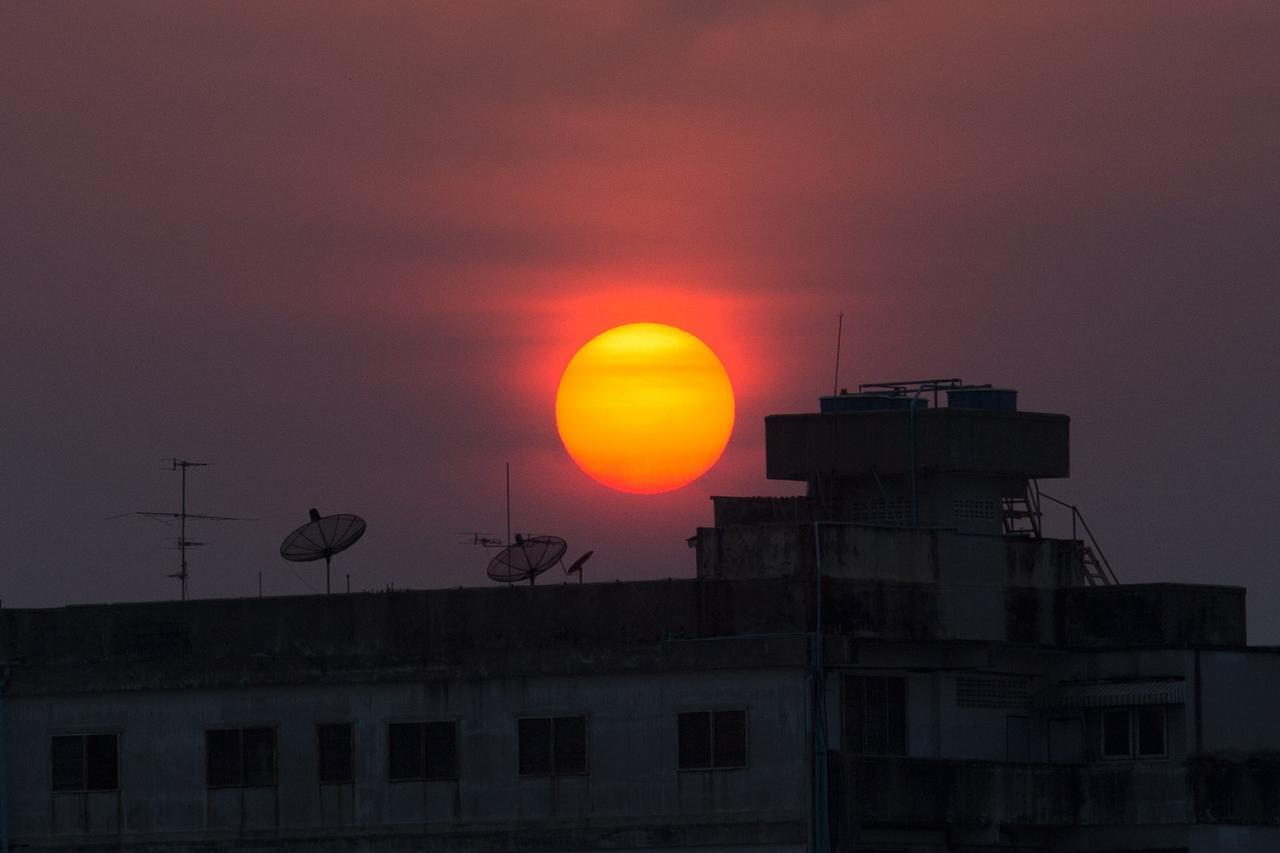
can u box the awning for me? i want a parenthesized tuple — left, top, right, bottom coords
(1035, 679, 1185, 709)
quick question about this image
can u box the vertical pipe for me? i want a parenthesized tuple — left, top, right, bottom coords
(811, 523, 829, 853)
(505, 462, 511, 547)
(832, 313, 843, 396)
(909, 404, 917, 527)
(0, 665, 11, 853)
(179, 461, 188, 600)
(909, 389, 924, 527)
(1194, 650, 1203, 753)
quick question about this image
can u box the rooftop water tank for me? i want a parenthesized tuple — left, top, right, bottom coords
(946, 388, 1018, 412)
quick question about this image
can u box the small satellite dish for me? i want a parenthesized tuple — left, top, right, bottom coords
(564, 550, 592, 583)
(280, 508, 366, 594)
(486, 534, 567, 585)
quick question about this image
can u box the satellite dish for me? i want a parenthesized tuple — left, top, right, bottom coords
(280, 508, 366, 594)
(486, 534, 566, 585)
(564, 550, 593, 583)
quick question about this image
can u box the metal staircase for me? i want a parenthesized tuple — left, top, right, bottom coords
(1035, 485, 1120, 586)
(1079, 544, 1115, 586)
(1002, 482, 1043, 537)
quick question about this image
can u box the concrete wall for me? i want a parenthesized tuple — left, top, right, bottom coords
(695, 525, 1069, 644)
(831, 755, 1194, 829)
(764, 408, 1070, 481)
(1191, 827, 1280, 853)
(1198, 650, 1280, 754)
(696, 523, 1072, 587)
(6, 669, 810, 849)
(0, 580, 817, 671)
(1061, 585, 1247, 649)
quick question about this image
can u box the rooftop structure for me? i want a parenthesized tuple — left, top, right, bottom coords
(3, 380, 1278, 852)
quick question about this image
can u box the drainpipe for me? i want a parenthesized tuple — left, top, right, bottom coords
(811, 523, 830, 853)
(908, 388, 926, 526)
(1194, 650, 1203, 753)
(0, 664, 11, 853)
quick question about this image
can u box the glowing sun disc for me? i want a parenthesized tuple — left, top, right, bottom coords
(555, 323, 735, 494)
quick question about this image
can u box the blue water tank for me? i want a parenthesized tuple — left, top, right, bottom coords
(820, 394, 928, 413)
(946, 388, 1018, 412)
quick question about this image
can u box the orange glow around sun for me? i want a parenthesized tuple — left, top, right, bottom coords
(555, 323, 735, 494)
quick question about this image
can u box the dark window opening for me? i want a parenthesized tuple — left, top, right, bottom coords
(388, 721, 457, 781)
(1136, 708, 1166, 757)
(1101, 709, 1130, 757)
(1006, 715, 1031, 762)
(317, 723, 353, 783)
(52, 734, 118, 792)
(1101, 708, 1166, 759)
(518, 716, 587, 776)
(425, 721, 458, 780)
(678, 710, 748, 770)
(206, 727, 276, 788)
(844, 675, 907, 756)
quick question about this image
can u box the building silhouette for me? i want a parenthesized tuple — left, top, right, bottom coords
(3, 380, 1277, 851)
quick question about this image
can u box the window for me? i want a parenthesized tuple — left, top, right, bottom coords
(317, 723, 353, 783)
(1101, 710, 1129, 758)
(1048, 717, 1083, 763)
(518, 716, 587, 776)
(678, 710, 748, 770)
(1136, 708, 1167, 757)
(1005, 716, 1030, 762)
(844, 675, 907, 755)
(387, 721, 457, 781)
(206, 727, 276, 787)
(51, 734, 118, 792)
(1100, 708, 1166, 759)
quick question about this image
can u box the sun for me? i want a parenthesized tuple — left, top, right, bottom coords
(555, 323, 735, 494)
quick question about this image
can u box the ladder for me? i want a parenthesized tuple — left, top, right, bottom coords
(1001, 482, 1042, 537)
(1079, 544, 1115, 586)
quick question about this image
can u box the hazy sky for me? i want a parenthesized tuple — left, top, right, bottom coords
(4, 3, 1279, 638)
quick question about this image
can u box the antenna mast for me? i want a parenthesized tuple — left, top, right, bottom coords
(833, 313, 844, 396)
(111, 458, 249, 601)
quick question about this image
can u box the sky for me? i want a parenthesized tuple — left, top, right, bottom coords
(3, 3, 1279, 638)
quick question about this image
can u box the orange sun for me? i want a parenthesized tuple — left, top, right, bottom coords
(555, 323, 735, 494)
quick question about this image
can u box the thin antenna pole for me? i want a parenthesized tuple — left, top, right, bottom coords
(325, 554, 332, 595)
(113, 459, 244, 601)
(179, 461, 188, 601)
(832, 313, 844, 396)
(505, 462, 511, 546)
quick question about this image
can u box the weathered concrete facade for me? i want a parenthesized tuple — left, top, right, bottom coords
(3, 385, 1278, 852)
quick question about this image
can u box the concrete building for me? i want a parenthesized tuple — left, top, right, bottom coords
(3, 379, 1279, 852)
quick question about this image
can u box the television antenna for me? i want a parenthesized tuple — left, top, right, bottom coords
(280, 508, 367, 594)
(472, 463, 592, 585)
(459, 532, 504, 548)
(109, 458, 250, 601)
